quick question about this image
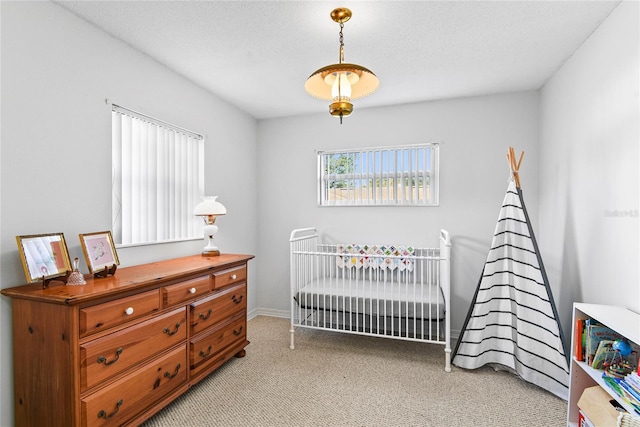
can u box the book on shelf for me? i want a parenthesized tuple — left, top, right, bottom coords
(626, 372, 640, 388)
(625, 372, 640, 400)
(575, 318, 640, 371)
(592, 340, 616, 369)
(575, 318, 585, 361)
(602, 374, 640, 415)
(586, 323, 625, 365)
(575, 318, 602, 362)
(620, 378, 640, 402)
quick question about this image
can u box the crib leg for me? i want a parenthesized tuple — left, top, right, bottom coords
(290, 324, 295, 350)
(444, 347, 452, 372)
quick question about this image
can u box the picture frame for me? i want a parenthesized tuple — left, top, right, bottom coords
(16, 233, 72, 284)
(79, 231, 120, 274)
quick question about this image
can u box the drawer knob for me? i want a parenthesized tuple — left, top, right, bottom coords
(232, 294, 244, 304)
(124, 307, 134, 315)
(189, 287, 197, 294)
(97, 399, 123, 420)
(231, 274, 237, 280)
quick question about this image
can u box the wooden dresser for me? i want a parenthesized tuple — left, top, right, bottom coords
(1, 253, 254, 427)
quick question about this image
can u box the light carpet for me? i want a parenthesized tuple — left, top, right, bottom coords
(143, 316, 567, 426)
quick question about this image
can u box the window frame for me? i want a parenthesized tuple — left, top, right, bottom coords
(317, 143, 440, 207)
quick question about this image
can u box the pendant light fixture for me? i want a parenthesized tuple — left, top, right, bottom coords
(304, 8, 379, 124)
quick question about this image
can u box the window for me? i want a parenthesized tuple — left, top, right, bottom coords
(112, 105, 204, 246)
(318, 143, 439, 206)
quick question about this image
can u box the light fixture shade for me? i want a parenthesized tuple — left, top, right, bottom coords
(194, 196, 227, 216)
(305, 63, 379, 101)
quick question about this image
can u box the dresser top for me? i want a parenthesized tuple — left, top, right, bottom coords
(1, 253, 254, 305)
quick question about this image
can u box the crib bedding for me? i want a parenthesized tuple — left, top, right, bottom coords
(295, 279, 445, 320)
(302, 311, 443, 339)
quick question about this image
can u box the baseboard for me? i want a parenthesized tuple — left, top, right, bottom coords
(248, 307, 289, 320)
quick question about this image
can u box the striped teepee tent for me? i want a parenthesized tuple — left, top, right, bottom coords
(452, 147, 570, 400)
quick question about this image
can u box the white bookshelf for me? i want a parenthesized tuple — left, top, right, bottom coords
(567, 303, 640, 426)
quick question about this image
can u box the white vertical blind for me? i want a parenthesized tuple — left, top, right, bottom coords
(318, 143, 440, 206)
(112, 105, 204, 245)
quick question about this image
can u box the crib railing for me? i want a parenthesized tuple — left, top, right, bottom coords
(289, 228, 452, 372)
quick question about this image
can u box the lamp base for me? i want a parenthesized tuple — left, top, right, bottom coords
(201, 249, 220, 257)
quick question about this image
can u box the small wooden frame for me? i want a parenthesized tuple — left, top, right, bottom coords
(79, 231, 120, 277)
(16, 233, 72, 287)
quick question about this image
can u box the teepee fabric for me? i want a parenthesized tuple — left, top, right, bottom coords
(452, 149, 570, 400)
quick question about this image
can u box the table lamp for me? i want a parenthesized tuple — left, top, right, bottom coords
(194, 196, 226, 256)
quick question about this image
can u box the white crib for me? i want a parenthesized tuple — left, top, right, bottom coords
(289, 228, 452, 372)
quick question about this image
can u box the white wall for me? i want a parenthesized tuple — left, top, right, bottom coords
(1, 0, 636, 424)
(0, 2, 258, 425)
(257, 92, 540, 331)
(539, 0, 639, 339)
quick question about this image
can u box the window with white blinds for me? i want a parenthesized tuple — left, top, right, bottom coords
(112, 105, 205, 246)
(318, 143, 439, 206)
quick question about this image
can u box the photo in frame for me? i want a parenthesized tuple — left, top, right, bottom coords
(79, 231, 120, 274)
(16, 233, 72, 284)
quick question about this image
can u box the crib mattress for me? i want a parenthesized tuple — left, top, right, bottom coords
(295, 279, 445, 320)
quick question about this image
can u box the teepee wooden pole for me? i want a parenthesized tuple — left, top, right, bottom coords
(516, 151, 524, 170)
(507, 146, 524, 189)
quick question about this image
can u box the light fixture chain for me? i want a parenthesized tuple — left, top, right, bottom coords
(337, 20, 345, 123)
(339, 22, 344, 64)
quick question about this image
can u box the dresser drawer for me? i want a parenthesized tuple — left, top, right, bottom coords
(190, 313, 246, 368)
(81, 345, 187, 427)
(80, 307, 187, 392)
(190, 283, 247, 335)
(162, 274, 212, 306)
(212, 265, 246, 289)
(80, 290, 161, 338)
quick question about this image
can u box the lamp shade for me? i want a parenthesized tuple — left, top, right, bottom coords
(194, 196, 227, 216)
(304, 63, 379, 101)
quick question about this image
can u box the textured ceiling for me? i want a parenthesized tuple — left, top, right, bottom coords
(54, 1, 621, 120)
